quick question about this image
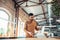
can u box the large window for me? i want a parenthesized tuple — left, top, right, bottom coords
(0, 9, 9, 34)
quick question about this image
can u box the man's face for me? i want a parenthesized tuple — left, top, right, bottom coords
(29, 16, 34, 20)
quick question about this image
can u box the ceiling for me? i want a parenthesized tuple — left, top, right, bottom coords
(13, 0, 50, 21)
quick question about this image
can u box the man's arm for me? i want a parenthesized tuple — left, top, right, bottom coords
(35, 21, 39, 31)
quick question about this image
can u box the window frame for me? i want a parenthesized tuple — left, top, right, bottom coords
(0, 9, 10, 34)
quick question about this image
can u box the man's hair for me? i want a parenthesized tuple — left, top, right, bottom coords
(28, 13, 34, 16)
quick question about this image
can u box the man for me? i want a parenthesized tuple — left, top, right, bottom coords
(24, 13, 39, 38)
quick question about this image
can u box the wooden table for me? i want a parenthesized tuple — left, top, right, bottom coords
(0, 38, 60, 40)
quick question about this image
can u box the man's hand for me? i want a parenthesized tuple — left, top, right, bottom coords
(28, 31, 34, 37)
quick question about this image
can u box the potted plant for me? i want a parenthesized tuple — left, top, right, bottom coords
(51, 0, 60, 19)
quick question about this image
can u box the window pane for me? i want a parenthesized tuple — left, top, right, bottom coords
(0, 10, 8, 20)
(0, 10, 9, 34)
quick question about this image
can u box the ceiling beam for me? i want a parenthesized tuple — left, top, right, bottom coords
(19, 2, 54, 7)
(34, 12, 48, 17)
(39, 0, 46, 19)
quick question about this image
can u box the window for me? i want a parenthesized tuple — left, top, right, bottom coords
(0, 9, 9, 34)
